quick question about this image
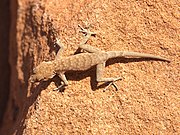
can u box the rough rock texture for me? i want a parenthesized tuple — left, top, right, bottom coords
(0, 0, 179, 134)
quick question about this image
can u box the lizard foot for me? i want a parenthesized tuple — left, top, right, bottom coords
(103, 77, 122, 91)
(78, 24, 96, 36)
(53, 83, 67, 92)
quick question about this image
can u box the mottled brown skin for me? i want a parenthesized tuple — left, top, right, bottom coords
(30, 51, 169, 81)
(30, 61, 56, 82)
(30, 26, 170, 90)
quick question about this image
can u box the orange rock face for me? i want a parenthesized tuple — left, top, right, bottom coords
(0, 0, 179, 134)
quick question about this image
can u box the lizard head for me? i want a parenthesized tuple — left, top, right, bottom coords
(30, 61, 56, 82)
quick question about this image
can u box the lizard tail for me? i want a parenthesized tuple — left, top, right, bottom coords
(106, 51, 170, 62)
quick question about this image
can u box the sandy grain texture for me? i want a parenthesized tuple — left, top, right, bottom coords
(1, 0, 179, 134)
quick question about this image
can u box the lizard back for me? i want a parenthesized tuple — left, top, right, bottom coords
(54, 50, 169, 72)
(54, 52, 109, 71)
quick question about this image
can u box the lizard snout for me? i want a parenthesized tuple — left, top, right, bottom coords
(29, 75, 37, 83)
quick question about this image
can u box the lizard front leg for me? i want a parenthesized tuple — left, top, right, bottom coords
(53, 72, 68, 91)
(55, 38, 65, 60)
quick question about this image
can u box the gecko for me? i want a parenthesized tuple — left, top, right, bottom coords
(30, 25, 170, 90)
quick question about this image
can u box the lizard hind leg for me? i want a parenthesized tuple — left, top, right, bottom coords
(78, 25, 103, 53)
(96, 63, 122, 91)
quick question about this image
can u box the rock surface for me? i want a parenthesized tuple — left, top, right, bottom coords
(0, 0, 179, 134)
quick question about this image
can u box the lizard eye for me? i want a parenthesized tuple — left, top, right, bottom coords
(33, 68, 36, 74)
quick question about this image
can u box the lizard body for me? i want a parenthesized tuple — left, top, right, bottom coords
(56, 51, 169, 71)
(30, 26, 170, 90)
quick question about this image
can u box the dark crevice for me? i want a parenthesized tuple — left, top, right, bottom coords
(0, 0, 10, 127)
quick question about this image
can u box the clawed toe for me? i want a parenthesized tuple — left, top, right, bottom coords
(103, 77, 123, 91)
(53, 84, 66, 92)
(103, 81, 118, 91)
(78, 24, 96, 36)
